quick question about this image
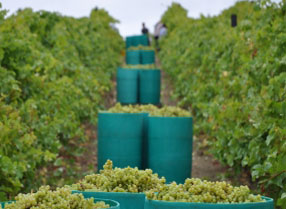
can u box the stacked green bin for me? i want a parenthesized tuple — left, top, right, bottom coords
(125, 35, 149, 49)
(141, 113, 149, 169)
(139, 69, 160, 104)
(133, 36, 141, 47)
(144, 196, 274, 209)
(140, 35, 149, 46)
(141, 50, 155, 64)
(126, 50, 141, 65)
(73, 191, 145, 209)
(126, 50, 155, 65)
(117, 68, 139, 104)
(147, 116, 193, 183)
(126, 36, 133, 49)
(98, 112, 145, 170)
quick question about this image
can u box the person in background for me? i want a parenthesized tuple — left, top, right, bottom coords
(142, 22, 149, 35)
(159, 24, 167, 38)
(154, 22, 167, 51)
(154, 22, 163, 39)
(142, 22, 150, 45)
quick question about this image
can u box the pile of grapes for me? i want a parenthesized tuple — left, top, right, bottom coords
(146, 178, 264, 203)
(72, 160, 165, 193)
(122, 64, 156, 69)
(107, 103, 191, 117)
(2, 186, 109, 209)
(128, 45, 154, 50)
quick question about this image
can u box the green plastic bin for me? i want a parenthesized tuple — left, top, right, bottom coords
(147, 116, 193, 183)
(139, 69, 161, 105)
(98, 112, 145, 170)
(142, 113, 149, 169)
(93, 198, 119, 209)
(126, 36, 133, 49)
(140, 35, 149, 46)
(126, 35, 149, 49)
(133, 35, 148, 47)
(133, 36, 141, 47)
(126, 50, 141, 65)
(141, 50, 155, 65)
(117, 68, 139, 104)
(144, 196, 274, 209)
(72, 191, 144, 209)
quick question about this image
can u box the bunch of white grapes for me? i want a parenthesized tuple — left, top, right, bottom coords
(128, 45, 154, 51)
(72, 160, 165, 193)
(122, 64, 156, 69)
(150, 106, 191, 117)
(2, 186, 109, 209)
(107, 103, 191, 117)
(145, 178, 264, 203)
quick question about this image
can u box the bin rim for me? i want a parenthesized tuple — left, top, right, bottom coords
(117, 67, 139, 71)
(98, 111, 147, 116)
(140, 49, 155, 51)
(145, 196, 273, 206)
(126, 49, 141, 52)
(118, 67, 141, 71)
(72, 190, 145, 196)
(91, 197, 120, 208)
(148, 116, 192, 119)
(139, 69, 161, 71)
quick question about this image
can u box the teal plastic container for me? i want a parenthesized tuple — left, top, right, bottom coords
(133, 36, 141, 47)
(133, 35, 148, 47)
(126, 50, 141, 65)
(1, 198, 119, 208)
(144, 196, 274, 209)
(140, 35, 149, 46)
(126, 35, 149, 49)
(147, 116, 193, 183)
(98, 112, 145, 170)
(141, 113, 149, 169)
(139, 70, 161, 105)
(126, 36, 133, 49)
(72, 191, 145, 209)
(141, 50, 155, 64)
(117, 68, 139, 104)
(93, 198, 119, 209)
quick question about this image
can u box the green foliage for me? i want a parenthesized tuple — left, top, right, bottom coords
(159, 1, 286, 208)
(0, 7, 124, 200)
(161, 2, 188, 32)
